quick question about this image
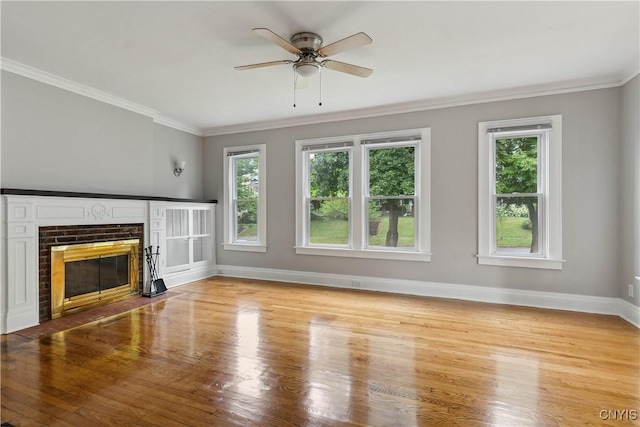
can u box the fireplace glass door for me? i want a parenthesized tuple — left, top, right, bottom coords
(51, 239, 140, 318)
(65, 255, 129, 299)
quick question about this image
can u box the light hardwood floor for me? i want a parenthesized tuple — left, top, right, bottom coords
(2, 277, 639, 426)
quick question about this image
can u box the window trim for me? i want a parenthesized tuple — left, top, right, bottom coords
(223, 144, 267, 252)
(478, 115, 562, 269)
(295, 128, 431, 262)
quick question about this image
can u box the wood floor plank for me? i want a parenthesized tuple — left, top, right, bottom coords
(2, 276, 639, 426)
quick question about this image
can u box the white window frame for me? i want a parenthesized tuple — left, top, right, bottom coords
(478, 115, 562, 269)
(223, 144, 267, 252)
(295, 128, 431, 262)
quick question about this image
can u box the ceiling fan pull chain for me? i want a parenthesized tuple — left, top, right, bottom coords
(293, 71, 297, 108)
(318, 68, 323, 106)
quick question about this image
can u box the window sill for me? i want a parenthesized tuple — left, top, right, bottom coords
(223, 243, 267, 253)
(295, 246, 431, 262)
(477, 255, 563, 270)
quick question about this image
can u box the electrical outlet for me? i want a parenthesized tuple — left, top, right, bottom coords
(629, 284, 634, 298)
(351, 280, 361, 288)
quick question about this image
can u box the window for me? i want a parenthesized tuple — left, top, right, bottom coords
(223, 144, 267, 252)
(295, 128, 430, 261)
(307, 145, 352, 246)
(478, 115, 562, 269)
(366, 143, 417, 250)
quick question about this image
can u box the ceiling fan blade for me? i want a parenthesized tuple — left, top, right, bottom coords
(317, 32, 372, 57)
(323, 60, 373, 78)
(253, 28, 301, 55)
(235, 60, 293, 71)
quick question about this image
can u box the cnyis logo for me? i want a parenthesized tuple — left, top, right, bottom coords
(599, 409, 638, 421)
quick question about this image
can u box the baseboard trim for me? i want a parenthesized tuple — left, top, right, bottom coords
(2, 308, 40, 334)
(216, 265, 640, 328)
(617, 299, 640, 328)
(163, 265, 218, 289)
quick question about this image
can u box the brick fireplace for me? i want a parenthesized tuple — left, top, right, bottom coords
(38, 224, 144, 321)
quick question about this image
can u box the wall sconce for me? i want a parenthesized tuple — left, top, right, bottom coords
(174, 160, 186, 177)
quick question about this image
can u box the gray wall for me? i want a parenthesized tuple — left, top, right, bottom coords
(205, 86, 626, 299)
(152, 124, 204, 199)
(1, 71, 204, 199)
(621, 75, 640, 306)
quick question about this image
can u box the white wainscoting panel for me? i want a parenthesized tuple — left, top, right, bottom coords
(7, 201, 34, 222)
(36, 205, 86, 220)
(5, 236, 38, 332)
(112, 206, 147, 220)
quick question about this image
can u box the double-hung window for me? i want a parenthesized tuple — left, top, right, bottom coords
(223, 144, 267, 252)
(365, 139, 418, 250)
(305, 142, 352, 246)
(478, 115, 562, 269)
(296, 128, 430, 261)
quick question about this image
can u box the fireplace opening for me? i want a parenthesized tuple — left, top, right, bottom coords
(65, 254, 130, 298)
(51, 239, 140, 318)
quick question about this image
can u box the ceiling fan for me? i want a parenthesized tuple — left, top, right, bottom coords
(235, 28, 373, 79)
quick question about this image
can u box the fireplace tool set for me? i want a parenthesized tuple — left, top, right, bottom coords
(143, 246, 167, 297)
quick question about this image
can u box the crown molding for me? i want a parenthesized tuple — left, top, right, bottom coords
(203, 75, 632, 136)
(0, 57, 203, 137)
(620, 67, 640, 86)
(0, 58, 156, 117)
(153, 115, 203, 137)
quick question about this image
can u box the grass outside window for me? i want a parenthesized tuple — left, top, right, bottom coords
(294, 215, 531, 249)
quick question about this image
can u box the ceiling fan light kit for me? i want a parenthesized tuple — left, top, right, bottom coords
(235, 28, 373, 106)
(294, 62, 321, 78)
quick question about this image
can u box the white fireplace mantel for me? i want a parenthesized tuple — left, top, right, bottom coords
(1, 191, 216, 334)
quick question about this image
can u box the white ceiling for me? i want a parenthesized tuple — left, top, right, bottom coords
(2, 1, 638, 136)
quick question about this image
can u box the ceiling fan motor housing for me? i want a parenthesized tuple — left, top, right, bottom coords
(291, 32, 324, 76)
(290, 32, 323, 53)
